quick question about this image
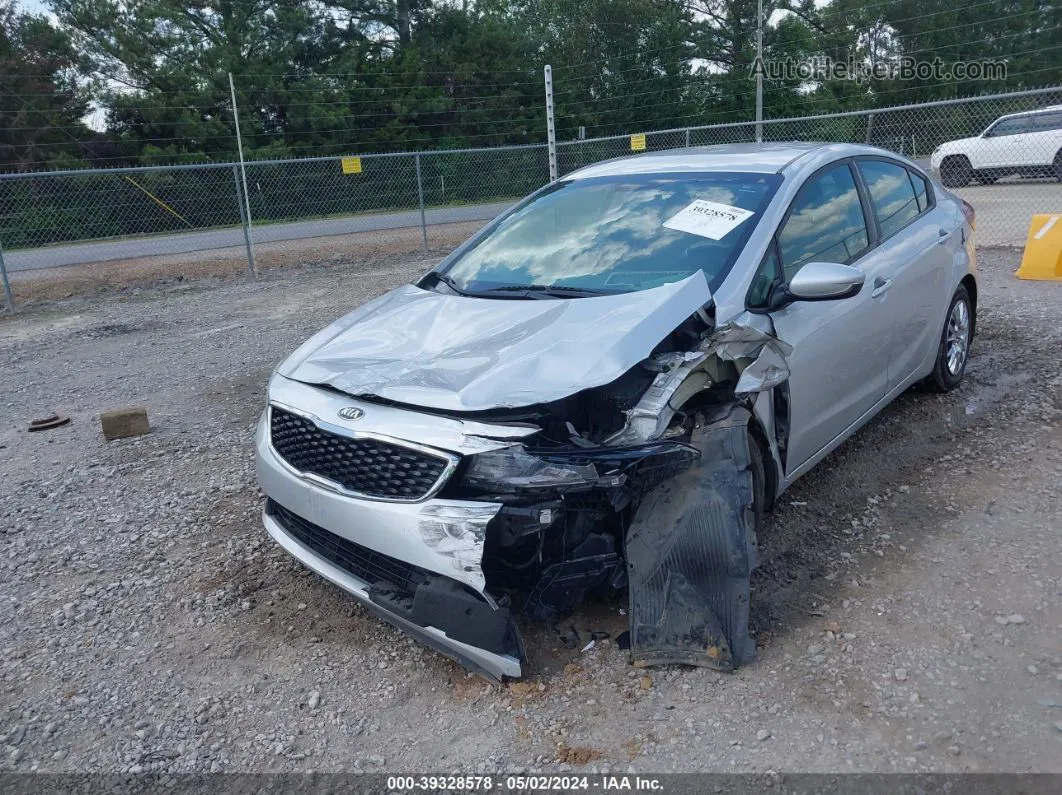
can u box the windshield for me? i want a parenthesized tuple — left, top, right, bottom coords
(438, 172, 780, 296)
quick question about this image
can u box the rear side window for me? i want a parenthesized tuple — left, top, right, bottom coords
(858, 160, 920, 238)
(909, 170, 929, 212)
(778, 163, 869, 281)
(1031, 111, 1062, 131)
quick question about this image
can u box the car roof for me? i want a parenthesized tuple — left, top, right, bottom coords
(994, 104, 1062, 122)
(565, 142, 881, 179)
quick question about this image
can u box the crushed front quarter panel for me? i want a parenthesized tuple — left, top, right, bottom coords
(276, 272, 712, 411)
(707, 320, 794, 394)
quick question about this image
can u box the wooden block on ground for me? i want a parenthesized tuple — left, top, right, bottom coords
(101, 407, 150, 440)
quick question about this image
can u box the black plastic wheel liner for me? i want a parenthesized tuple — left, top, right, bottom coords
(625, 404, 758, 671)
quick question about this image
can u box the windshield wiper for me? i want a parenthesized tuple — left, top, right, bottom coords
(480, 284, 607, 299)
(429, 272, 475, 296)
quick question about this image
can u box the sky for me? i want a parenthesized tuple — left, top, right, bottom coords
(16, 0, 48, 14)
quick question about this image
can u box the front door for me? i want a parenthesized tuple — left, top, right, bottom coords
(768, 162, 891, 474)
(975, 115, 1033, 169)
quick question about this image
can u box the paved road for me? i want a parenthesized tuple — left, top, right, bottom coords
(3, 178, 1059, 273)
(952, 181, 1060, 247)
(3, 201, 515, 273)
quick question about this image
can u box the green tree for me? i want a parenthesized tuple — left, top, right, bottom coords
(0, 0, 90, 170)
(521, 0, 693, 139)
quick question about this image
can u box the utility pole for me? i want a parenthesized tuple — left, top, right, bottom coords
(544, 65, 558, 182)
(756, 0, 764, 143)
(0, 238, 13, 312)
(228, 72, 256, 276)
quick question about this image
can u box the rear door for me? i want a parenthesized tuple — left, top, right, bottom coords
(854, 158, 950, 387)
(1026, 110, 1062, 167)
(764, 161, 892, 474)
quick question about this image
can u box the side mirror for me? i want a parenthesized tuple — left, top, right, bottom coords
(787, 261, 865, 301)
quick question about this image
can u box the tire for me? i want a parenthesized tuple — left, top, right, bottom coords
(940, 156, 972, 188)
(747, 431, 767, 529)
(925, 285, 973, 392)
(1053, 150, 1062, 182)
(975, 172, 997, 185)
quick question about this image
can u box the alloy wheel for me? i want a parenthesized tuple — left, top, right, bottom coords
(946, 298, 970, 376)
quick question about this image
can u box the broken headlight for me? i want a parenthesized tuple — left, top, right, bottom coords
(461, 445, 601, 491)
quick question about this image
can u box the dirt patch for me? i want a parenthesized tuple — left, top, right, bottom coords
(555, 743, 603, 765)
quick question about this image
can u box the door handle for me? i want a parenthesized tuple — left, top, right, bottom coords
(871, 276, 892, 298)
(938, 227, 951, 243)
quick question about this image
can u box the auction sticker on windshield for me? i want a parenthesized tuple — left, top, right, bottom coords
(663, 199, 755, 240)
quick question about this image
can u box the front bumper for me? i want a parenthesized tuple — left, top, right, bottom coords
(255, 375, 530, 680)
(929, 152, 944, 178)
(263, 501, 521, 680)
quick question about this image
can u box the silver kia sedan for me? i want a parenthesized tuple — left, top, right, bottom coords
(256, 142, 977, 681)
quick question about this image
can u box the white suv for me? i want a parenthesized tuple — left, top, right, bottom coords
(930, 105, 1062, 187)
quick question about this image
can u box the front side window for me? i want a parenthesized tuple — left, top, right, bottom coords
(747, 244, 780, 308)
(985, 116, 1031, 137)
(858, 160, 921, 238)
(439, 172, 781, 295)
(778, 163, 869, 282)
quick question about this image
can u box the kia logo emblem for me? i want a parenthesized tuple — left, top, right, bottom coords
(337, 407, 364, 421)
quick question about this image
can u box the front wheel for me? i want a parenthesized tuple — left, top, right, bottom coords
(940, 156, 973, 188)
(925, 285, 972, 392)
(748, 431, 767, 529)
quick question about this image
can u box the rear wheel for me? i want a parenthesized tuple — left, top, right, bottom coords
(940, 156, 972, 188)
(926, 285, 972, 392)
(1053, 150, 1062, 182)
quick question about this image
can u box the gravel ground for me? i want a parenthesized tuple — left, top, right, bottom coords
(1, 248, 1060, 774)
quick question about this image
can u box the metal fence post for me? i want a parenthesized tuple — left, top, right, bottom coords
(0, 238, 14, 312)
(232, 165, 256, 275)
(229, 72, 257, 276)
(544, 65, 558, 182)
(865, 113, 875, 145)
(415, 153, 429, 253)
(685, 128, 691, 148)
(755, 0, 763, 143)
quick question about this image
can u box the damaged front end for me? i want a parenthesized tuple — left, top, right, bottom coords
(261, 274, 794, 680)
(424, 316, 792, 676)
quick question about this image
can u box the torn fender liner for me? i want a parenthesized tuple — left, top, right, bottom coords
(625, 404, 757, 671)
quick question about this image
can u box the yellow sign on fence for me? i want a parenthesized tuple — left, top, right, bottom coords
(630, 133, 646, 152)
(341, 156, 363, 174)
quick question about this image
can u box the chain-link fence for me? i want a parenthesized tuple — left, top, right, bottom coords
(1, 86, 1060, 310)
(0, 144, 549, 278)
(557, 86, 1062, 254)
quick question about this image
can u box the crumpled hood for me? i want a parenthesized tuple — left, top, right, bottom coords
(278, 272, 712, 411)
